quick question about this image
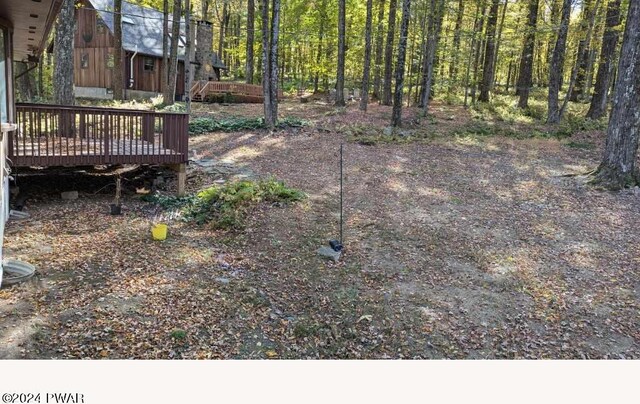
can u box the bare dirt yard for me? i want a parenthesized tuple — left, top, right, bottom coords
(1, 100, 638, 359)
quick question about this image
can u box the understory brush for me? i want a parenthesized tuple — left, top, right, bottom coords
(144, 179, 306, 229)
(189, 116, 306, 135)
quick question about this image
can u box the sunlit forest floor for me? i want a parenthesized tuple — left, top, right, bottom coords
(1, 95, 638, 359)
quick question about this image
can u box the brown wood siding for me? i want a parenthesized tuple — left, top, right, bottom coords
(74, 1, 114, 49)
(126, 53, 162, 93)
(70, 1, 184, 98)
(74, 47, 116, 89)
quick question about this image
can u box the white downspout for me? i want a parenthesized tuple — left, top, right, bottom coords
(129, 45, 138, 98)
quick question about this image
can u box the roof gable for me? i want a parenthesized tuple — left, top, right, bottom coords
(88, 0, 185, 58)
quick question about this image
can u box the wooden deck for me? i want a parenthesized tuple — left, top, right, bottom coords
(10, 103, 189, 167)
(190, 80, 283, 102)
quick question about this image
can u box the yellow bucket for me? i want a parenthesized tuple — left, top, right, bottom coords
(151, 224, 168, 241)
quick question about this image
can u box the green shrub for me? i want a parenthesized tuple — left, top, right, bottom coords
(189, 116, 306, 135)
(146, 179, 306, 229)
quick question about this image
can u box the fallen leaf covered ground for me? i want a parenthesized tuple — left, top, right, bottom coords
(0, 100, 638, 359)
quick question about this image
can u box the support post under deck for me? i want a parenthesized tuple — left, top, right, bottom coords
(170, 163, 187, 196)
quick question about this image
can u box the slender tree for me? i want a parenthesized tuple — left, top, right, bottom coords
(391, 0, 411, 126)
(184, 0, 192, 111)
(262, 0, 280, 128)
(164, 0, 182, 106)
(246, 0, 255, 83)
(162, 0, 169, 93)
(382, 0, 398, 105)
(571, 0, 600, 102)
(419, 0, 445, 111)
(361, 0, 374, 111)
(336, 0, 346, 106)
(113, 0, 124, 100)
(447, 0, 465, 93)
(516, 0, 539, 108)
(464, 1, 483, 106)
(547, 0, 572, 123)
(53, 0, 75, 105)
(478, 0, 500, 102)
(314, 1, 327, 93)
(269, 0, 281, 120)
(587, 0, 622, 119)
(591, 0, 640, 189)
(372, 0, 386, 100)
(262, 0, 272, 126)
(492, 0, 508, 88)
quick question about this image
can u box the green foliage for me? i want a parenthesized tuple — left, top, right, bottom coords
(170, 329, 187, 340)
(188, 116, 306, 135)
(145, 179, 306, 229)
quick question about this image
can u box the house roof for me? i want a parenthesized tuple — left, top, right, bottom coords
(88, 0, 184, 58)
(87, 0, 226, 69)
(0, 0, 63, 60)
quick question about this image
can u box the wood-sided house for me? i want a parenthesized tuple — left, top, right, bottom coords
(1, 0, 63, 285)
(71, 0, 226, 100)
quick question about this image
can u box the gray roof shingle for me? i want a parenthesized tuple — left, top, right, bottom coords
(87, 0, 226, 69)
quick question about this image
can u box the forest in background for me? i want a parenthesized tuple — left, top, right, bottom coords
(17, 0, 629, 107)
(12, 0, 640, 189)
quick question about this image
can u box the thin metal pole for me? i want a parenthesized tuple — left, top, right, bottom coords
(340, 143, 343, 245)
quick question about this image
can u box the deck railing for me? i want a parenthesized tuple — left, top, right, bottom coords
(11, 103, 189, 167)
(190, 80, 283, 100)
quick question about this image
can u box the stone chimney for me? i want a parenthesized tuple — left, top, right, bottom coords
(194, 21, 215, 81)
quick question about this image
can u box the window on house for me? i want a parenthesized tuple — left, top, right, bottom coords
(143, 57, 154, 72)
(106, 54, 114, 69)
(81, 53, 89, 69)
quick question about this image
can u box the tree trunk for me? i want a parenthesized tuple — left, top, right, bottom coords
(478, 0, 500, 102)
(471, 1, 488, 104)
(314, 1, 327, 93)
(372, 0, 386, 100)
(261, 0, 280, 128)
(447, 0, 465, 93)
(269, 0, 280, 122)
(391, 0, 411, 126)
(592, 0, 640, 189)
(547, 0, 571, 123)
(113, 0, 124, 100)
(360, 0, 374, 111)
(16, 62, 35, 102)
(164, 0, 182, 106)
(184, 0, 192, 112)
(418, 0, 445, 111)
(382, 0, 397, 105)
(262, 0, 272, 127)
(218, 1, 228, 56)
(516, 0, 539, 108)
(571, 0, 600, 102)
(586, 0, 622, 119)
(492, 0, 508, 90)
(53, 0, 75, 105)
(335, 0, 346, 106)
(162, 0, 169, 93)
(246, 0, 255, 83)
(464, 2, 483, 106)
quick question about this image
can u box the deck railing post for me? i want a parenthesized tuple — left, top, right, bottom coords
(104, 111, 110, 160)
(142, 113, 154, 143)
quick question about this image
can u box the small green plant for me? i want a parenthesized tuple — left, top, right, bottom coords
(170, 329, 187, 340)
